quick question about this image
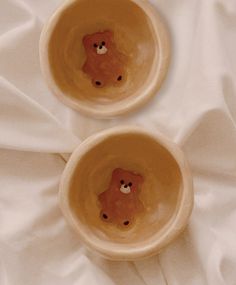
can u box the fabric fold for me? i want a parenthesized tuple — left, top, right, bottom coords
(0, 0, 236, 284)
(0, 77, 79, 153)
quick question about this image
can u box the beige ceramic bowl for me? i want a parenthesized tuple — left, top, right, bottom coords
(59, 126, 193, 261)
(40, 0, 170, 118)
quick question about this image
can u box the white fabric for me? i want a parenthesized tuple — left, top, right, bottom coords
(0, 0, 236, 284)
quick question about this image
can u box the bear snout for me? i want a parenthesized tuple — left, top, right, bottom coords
(96, 45, 108, 55)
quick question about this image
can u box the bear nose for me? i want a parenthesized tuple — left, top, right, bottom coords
(124, 185, 128, 188)
(99, 45, 103, 49)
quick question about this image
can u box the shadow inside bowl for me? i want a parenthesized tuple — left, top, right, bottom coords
(48, 0, 157, 104)
(69, 133, 182, 248)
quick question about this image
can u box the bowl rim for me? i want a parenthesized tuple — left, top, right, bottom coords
(59, 126, 193, 260)
(39, 0, 171, 118)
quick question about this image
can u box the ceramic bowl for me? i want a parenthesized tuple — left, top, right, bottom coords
(40, 0, 170, 118)
(59, 126, 193, 260)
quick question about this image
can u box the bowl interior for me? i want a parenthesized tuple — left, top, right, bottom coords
(48, 0, 157, 105)
(68, 133, 183, 249)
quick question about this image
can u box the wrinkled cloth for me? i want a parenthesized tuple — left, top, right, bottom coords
(0, 0, 236, 284)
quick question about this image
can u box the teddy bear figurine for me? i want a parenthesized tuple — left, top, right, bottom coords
(82, 30, 127, 88)
(98, 168, 144, 227)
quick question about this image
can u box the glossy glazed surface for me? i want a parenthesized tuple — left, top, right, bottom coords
(40, 0, 170, 117)
(59, 127, 193, 260)
(48, 0, 155, 102)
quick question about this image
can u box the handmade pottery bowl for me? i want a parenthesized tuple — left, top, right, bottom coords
(59, 126, 193, 260)
(40, 0, 170, 118)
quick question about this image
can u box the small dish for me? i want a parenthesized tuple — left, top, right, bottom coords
(59, 126, 193, 260)
(40, 0, 170, 118)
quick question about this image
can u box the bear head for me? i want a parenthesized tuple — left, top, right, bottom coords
(83, 30, 114, 56)
(111, 168, 144, 194)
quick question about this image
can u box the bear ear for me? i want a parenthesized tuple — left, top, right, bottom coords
(104, 30, 114, 38)
(82, 34, 91, 46)
(112, 168, 122, 174)
(136, 174, 144, 184)
(112, 168, 122, 176)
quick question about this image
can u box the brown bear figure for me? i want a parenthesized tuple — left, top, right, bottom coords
(98, 168, 144, 227)
(82, 31, 126, 88)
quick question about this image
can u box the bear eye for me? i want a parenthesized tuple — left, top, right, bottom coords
(103, 213, 108, 219)
(128, 182, 132, 187)
(93, 43, 98, 48)
(102, 41, 105, 46)
(120, 180, 124, 185)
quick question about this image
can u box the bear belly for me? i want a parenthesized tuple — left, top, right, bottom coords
(83, 53, 125, 87)
(99, 192, 141, 224)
